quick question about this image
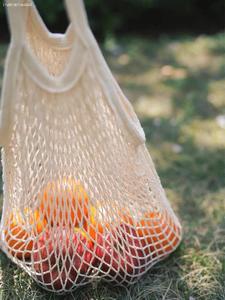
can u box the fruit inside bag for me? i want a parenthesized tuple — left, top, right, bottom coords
(3, 177, 181, 292)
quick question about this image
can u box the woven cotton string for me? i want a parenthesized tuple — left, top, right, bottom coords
(0, 0, 182, 293)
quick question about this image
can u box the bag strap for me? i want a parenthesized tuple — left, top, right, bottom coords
(5, 0, 30, 45)
(65, 0, 88, 29)
(65, 0, 89, 47)
(0, 0, 30, 146)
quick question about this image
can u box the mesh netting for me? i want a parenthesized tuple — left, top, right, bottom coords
(0, 1, 182, 293)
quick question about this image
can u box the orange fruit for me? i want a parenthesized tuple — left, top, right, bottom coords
(74, 227, 91, 240)
(84, 205, 106, 241)
(5, 208, 47, 259)
(136, 211, 181, 256)
(39, 178, 89, 227)
(84, 203, 134, 241)
(122, 215, 134, 226)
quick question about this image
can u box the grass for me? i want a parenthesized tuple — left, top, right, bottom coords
(0, 32, 225, 299)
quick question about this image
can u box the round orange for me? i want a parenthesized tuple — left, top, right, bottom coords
(136, 211, 181, 256)
(5, 208, 47, 259)
(84, 203, 134, 241)
(39, 178, 89, 227)
(84, 205, 106, 241)
(121, 215, 134, 226)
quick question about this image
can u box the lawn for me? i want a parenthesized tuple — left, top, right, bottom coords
(0, 33, 225, 300)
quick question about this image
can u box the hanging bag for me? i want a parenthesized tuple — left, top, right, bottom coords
(0, 0, 182, 293)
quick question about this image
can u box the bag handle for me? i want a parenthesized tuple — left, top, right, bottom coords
(65, 0, 88, 28)
(5, 0, 30, 45)
(65, 0, 90, 48)
(0, 1, 30, 146)
(6, 0, 87, 45)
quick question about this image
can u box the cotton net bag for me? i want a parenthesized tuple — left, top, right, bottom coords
(0, 0, 182, 293)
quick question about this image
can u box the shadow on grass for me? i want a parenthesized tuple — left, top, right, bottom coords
(163, 73, 221, 121)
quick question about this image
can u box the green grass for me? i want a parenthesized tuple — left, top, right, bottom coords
(0, 32, 225, 299)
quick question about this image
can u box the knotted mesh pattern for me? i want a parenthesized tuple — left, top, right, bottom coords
(1, 64, 181, 292)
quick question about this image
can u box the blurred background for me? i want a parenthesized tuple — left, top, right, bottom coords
(0, 0, 224, 40)
(0, 1, 225, 299)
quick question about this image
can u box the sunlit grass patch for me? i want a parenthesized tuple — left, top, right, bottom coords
(208, 79, 225, 110)
(181, 119, 225, 149)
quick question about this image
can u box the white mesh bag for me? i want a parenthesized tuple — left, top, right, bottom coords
(0, 0, 182, 293)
